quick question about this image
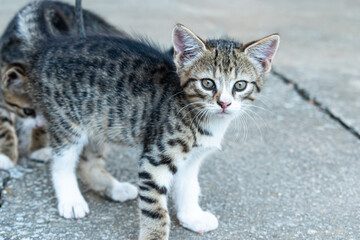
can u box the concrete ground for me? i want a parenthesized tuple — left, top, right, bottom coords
(0, 0, 359, 239)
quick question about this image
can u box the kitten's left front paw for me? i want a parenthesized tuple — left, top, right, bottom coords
(178, 210, 218, 234)
(30, 147, 52, 162)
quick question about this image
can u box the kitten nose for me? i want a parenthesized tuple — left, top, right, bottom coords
(217, 101, 232, 109)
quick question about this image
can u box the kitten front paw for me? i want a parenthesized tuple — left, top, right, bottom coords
(108, 182, 138, 202)
(178, 210, 218, 234)
(30, 147, 52, 162)
(58, 195, 89, 219)
(0, 153, 15, 169)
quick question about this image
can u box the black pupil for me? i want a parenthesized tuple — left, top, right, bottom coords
(23, 108, 35, 117)
(207, 80, 212, 87)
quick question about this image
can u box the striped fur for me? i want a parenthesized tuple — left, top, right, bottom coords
(0, 62, 138, 204)
(0, 106, 17, 169)
(0, 0, 138, 208)
(0, 1, 138, 209)
(19, 16, 279, 239)
(0, 0, 128, 169)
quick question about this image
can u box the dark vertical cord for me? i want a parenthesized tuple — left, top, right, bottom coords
(76, 0, 85, 40)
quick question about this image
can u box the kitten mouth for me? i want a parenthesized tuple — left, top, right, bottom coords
(218, 109, 230, 115)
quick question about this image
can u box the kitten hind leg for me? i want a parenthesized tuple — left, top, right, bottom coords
(173, 155, 218, 233)
(77, 142, 137, 202)
(51, 134, 89, 219)
(29, 127, 52, 162)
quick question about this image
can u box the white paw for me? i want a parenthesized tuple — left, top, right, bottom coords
(58, 195, 89, 219)
(30, 147, 52, 162)
(109, 181, 138, 202)
(0, 154, 15, 169)
(178, 209, 218, 234)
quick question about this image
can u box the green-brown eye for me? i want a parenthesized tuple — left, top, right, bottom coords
(23, 108, 36, 117)
(233, 80, 247, 92)
(201, 79, 215, 90)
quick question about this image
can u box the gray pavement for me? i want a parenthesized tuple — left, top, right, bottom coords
(1, 0, 360, 239)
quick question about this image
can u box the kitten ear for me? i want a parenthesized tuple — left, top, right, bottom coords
(243, 34, 280, 73)
(172, 24, 208, 68)
(1, 63, 26, 94)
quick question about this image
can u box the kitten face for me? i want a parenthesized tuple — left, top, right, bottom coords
(172, 24, 280, 120)
(1, 64, 35, 118)
(178, 44, 259, 118)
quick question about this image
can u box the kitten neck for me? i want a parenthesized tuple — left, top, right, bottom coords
(195, 112, 234, 149)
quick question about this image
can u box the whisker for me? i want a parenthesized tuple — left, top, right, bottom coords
(180, 106, 203, 123)
(255, 94, 273, 108)
(176, 101, 204, 116)
(196, 109, 208, 131)
(166, 90, 185, 101)
(242, 109, 263, 142)
(238, 109, 248, 141)
(244, 107, 268, 129)
(189, 109, 204, 128)
(192, 109, 200, 129)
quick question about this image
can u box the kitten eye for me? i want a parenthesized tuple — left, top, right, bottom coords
(23, 108, 36, 117)
(201, 79, 215, 90)
(233, 81, 247, 92)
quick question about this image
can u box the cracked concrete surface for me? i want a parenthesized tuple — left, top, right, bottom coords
(273, 70, 360, 140)
(0, 0, 359, 239)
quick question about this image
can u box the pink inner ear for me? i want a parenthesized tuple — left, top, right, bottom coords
(245, 36, 279, 72)
(173, 30, 186, 55)
(264, 40, 278, 59)
(173, 32, 187, 63)
(173, 28, 205, 63)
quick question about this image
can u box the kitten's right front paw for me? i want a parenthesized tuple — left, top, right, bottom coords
(0, 154, 15, 169)
(178, 210, 218, 234)
(58, 196, 89, 219)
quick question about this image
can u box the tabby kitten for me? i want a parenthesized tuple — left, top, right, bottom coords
(1, 64, 49, 164)
(1, 62, 137, 203)
(0, 0, 138, 204)
(19, 12, 279, 238)
(0, 0, 128, 168)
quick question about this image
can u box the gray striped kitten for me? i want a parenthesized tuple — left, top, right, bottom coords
(0, 0, 128, 168)
(0, 0, 137, 203)
(18, 16, 279, 239)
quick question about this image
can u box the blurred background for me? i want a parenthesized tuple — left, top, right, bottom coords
(0, 1, 359, 239)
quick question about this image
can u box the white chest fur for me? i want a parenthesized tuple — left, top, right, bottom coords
(196, 116, 233, 149)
